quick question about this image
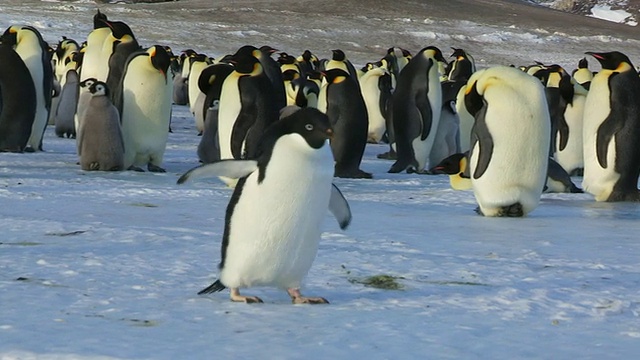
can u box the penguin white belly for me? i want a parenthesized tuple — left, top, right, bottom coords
(554, 94, 585, 173)
(360, 73, 385, 143)
(471, 87, 549, 216)
(456, 85, 474, 152)
(220, 137, 334, 289)
(217, 78, 243, 160)
(80, 28, 110, 82)
(582, 73, 619, 201)
(15, 46, 47, 150)
(188, 62, 209, 124)
(121, 65, 172, 168)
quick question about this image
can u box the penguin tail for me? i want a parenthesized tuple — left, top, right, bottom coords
(569, 184, 584, 193)
(198, 280, 226, 295)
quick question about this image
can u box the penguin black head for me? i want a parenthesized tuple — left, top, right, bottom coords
(322, 68, 350, 84)
(149, 45, 171, 80)
(301, 50, 314, 62)
(586, 51, 635, 71)
(419, 46, 446, 63)
(103, 20, 135, 40)
(282, 69, 300, 81)
(72, 51, 84, 67)
(93, 9, 108, 29)
(278, 52, 297, 65)
(578, 57, 589, 69)
(259, 45, 278, 55)
(0, 26, 19, 46)
(89, 81, 110, 97)
(450, 48, 467, 59)
(268, 107, 333, 150)
(331, 49, 346, 61)
(429, 153, 469, 176)
(197, 63, 234, 95)
(230, 54, 262, 75)
(234, 45, 261, 60)
(464, 80, 484, 117)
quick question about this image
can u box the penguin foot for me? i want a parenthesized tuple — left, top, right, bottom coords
(89, 162, 100, 171)
(147, 164, 166, 173)
(334, 169, 372, 179)
(128, 165, 145, 172)
(287, 288, 329, 305)
(406, 167, 431, 175)
(497, 203, 524, 217)
(23, 147, 35, 153)
(230, 288, 263, 304)
(377, 150, 397, 160)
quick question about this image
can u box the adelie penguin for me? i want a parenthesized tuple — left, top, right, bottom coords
(177, 107, 351, 304)
(318, 68, 372, 179)
(582, 51, 640, 202)
(388, 46, 446, 174)
(464, 66, 550, 217)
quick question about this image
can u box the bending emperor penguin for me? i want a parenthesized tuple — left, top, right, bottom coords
(582, 51, 640, 202)
(464, 66, 550, 217)
(118, 45, 173, 172)
(177, 107, 352, 304)
(78, 81, 124, 171)
(388, 46, 445, 173)
(1, 25, 53, 152)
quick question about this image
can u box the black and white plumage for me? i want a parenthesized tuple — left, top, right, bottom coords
(178, 107, 351, 304)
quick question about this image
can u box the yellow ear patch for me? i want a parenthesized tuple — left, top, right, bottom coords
(616, 62, 633, 73)
(333, 76, 346, 84)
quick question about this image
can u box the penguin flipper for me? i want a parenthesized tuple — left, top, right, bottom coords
(329, 184, 352, 230)
(595, 114, 624, 169)
(177, 160, 258, 184)
(198, 279, 226, 295)
(415, 89, 433, 141)
(469, 104, 493, 180)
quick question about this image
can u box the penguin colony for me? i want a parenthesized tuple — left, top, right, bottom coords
(1, 10, 639, 303)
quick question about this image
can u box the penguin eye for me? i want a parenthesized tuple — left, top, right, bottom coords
(305, 124, 314, 131)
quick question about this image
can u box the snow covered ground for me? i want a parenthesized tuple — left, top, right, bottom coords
(2, 1, 640, 359)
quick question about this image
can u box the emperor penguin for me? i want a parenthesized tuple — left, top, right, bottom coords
(172, 53, 189, 106)
(447, 48, 476, 82)
(318, 68, 371, 178)
(388, 46, 446, 173)
(75, 77, 98, 151)
(188, 54, 213, 134)
(287, 73, 320, 109)
(217, 52, 279, 163)
(78, 10, 112, 83)
(196, 62, 234, 164)
(572, 57, 593, 90)
(0, 43, 36, 152)
(324, 49, 360, 85)
(103, 19, 141, 107)
(431, 153, 581, 194)
(52, 37, 79, 86)
(78, 81, 124, 171)
(118, 45, 173, 172)
(454, 83, 474, 152)
(428, 97, 460, 169)
(177, 107, 351, 304)
(1, 25, 53, 152)
(50, 37, 79, 125)
(464, 66, 550, 217)
(582, 51, 640, 202)
(250, 45, 287, 111)
(296, 49, 319, 76)
(430, 152, 472, 190)
(54, 63, 80, 139)
(553, 75, 588, 176)
(359, 65, 391, 144)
